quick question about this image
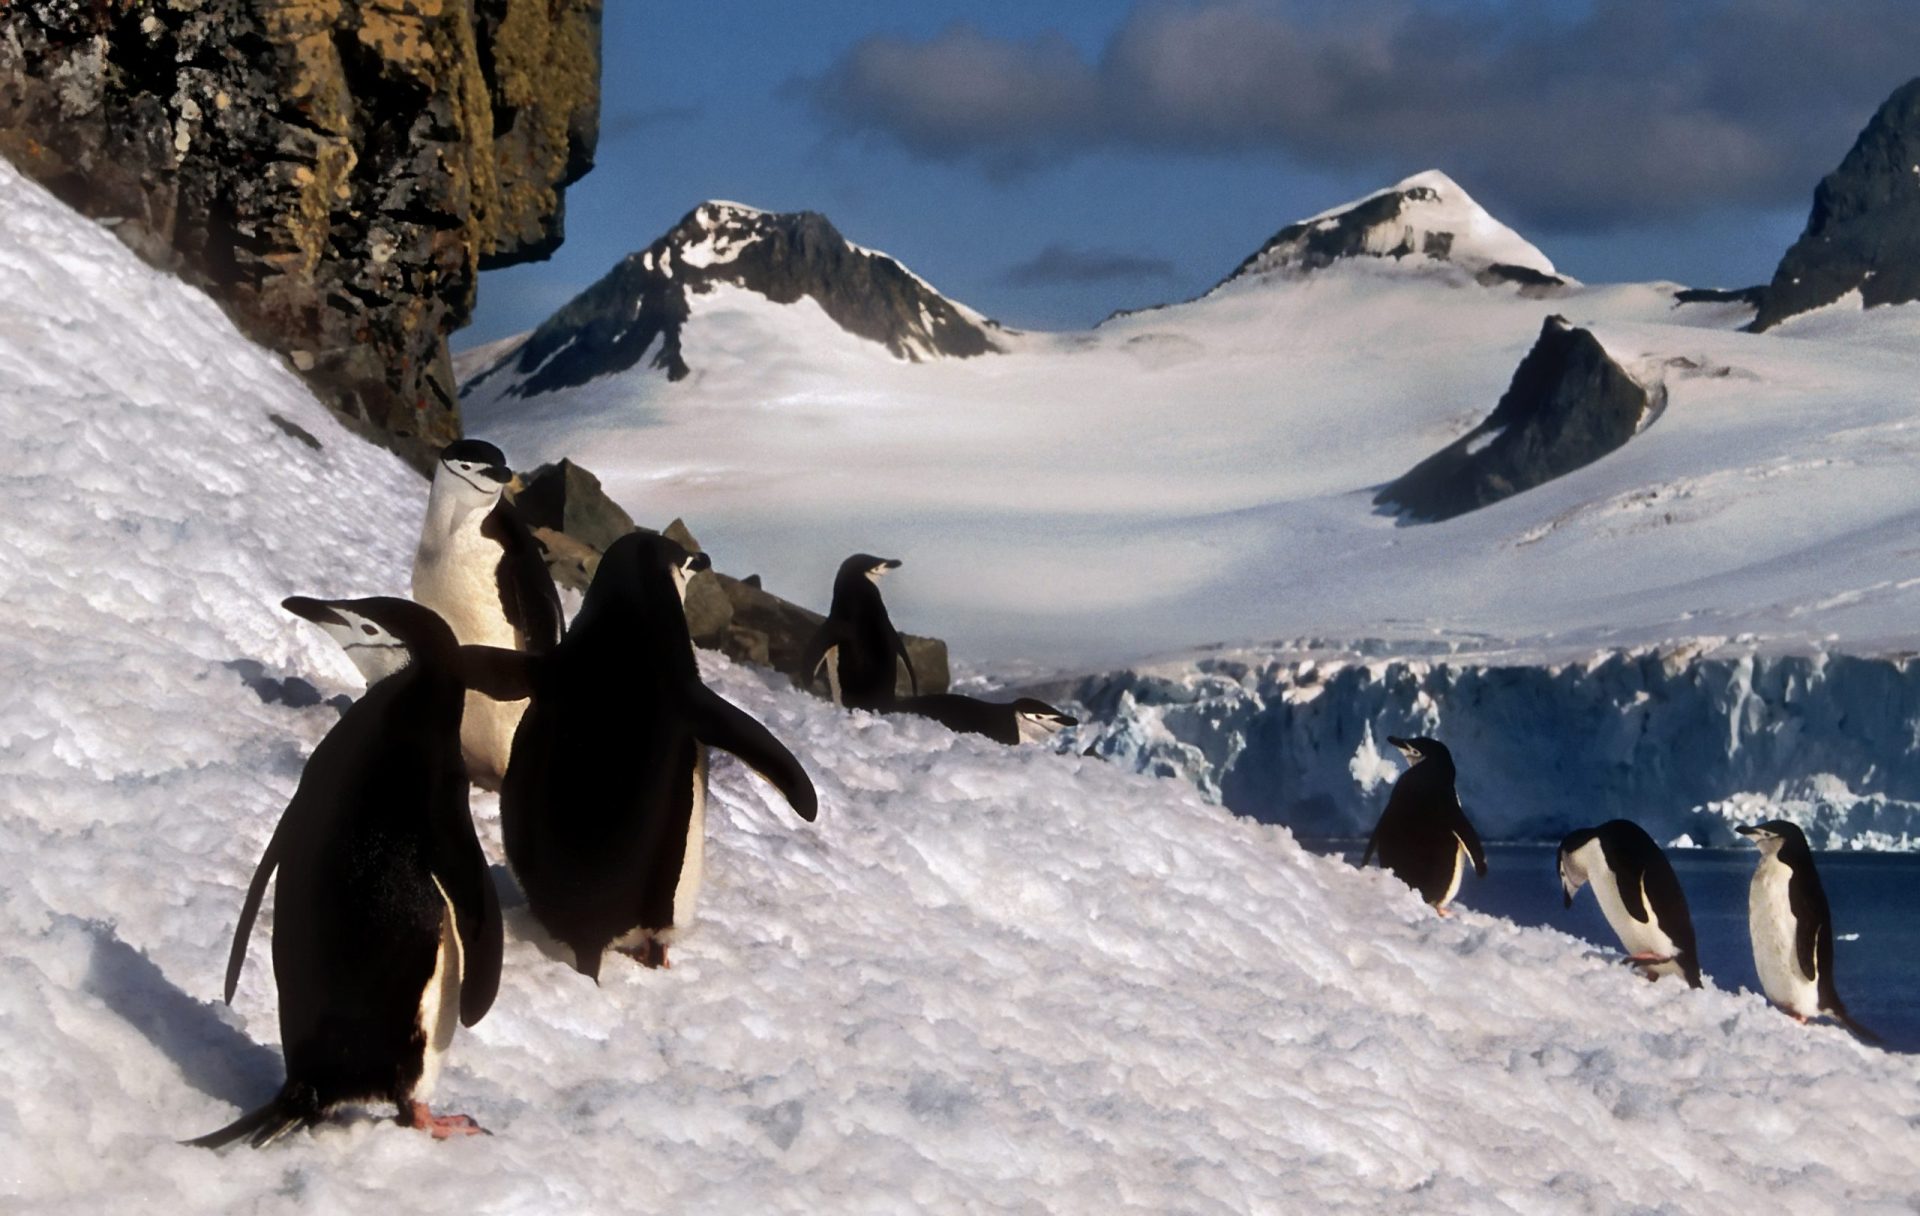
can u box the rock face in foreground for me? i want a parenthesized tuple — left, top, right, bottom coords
(1751, 77, 1920, 331)
(464, 201, 1003, 400)
(1376, 316, 1650, 522)
(510, 461, 949, 696)
(0, 1, 601, 467)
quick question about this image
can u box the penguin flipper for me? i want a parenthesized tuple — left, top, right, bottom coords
(1788, 866, 1826, 985)
(223, 829, 284, 1005)
(894, 632, 919, 698)
(429, 793, 504, 1027)
(798, 622, 849, 694)
(685, 684, 818, 822)
(183, 1082, 320, 1150)
(483, 500, 565, 652)
(460, 645, 544, 702)
(1450, 801, 1489, 877)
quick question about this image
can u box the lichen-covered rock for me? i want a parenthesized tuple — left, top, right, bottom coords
(1751, 77, 1920, 331)
(0, 0, 601, 469)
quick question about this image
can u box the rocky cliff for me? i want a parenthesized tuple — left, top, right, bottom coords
(0, 0, 601, 468)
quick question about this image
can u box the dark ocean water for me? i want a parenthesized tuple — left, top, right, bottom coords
(1308, 841, 1920, 1053)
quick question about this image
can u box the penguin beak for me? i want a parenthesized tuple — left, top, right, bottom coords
(687, 552, 712, 573)
(483, 464, 512, 484)
(1735, 824, 1763, 840)
(281, 595, 346, 627)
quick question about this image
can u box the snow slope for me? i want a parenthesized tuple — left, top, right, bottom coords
(9, 166, 1920, 1212)
(459, 196, 1920, 676)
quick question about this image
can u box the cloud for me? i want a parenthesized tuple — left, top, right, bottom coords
(795, 1, 1920, 229)
(601, 105, 702, 142)
(1001, 244, 1179, 287)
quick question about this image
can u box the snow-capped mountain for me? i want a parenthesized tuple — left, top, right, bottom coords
(12, 155, 1920, 1212)
(462, 201, 1004, 401)
(1214, 169, 1567, 291)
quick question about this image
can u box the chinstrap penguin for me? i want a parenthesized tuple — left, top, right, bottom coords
(799, 553, 917, 710)
(412, 438, 563, 789)
(891, 693, 1077, 746)
(1737, 820, 1878, 1043)
(1559, 820, 1702, 987)
(467, 532, 817, 978)
(1360, 736, 1487, 915)
(188, 596, 502, 1148)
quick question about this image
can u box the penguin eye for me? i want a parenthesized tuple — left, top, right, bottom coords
(360, 623, 378, 636)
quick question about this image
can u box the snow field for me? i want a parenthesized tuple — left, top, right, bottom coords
(4, 163, 1920, 1213)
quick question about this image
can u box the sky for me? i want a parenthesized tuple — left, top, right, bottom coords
(460, 1, 1920, 347)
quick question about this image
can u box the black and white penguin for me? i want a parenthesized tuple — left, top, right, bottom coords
(412, 438, 563, 789)
(891, 693, 1077, 746)
(1558, 820, 1702, 987)
(188, 596, 502, 1148)
(1360, 735, 1487, 915)
(799, 553, 917, 710)
(466, 532, 817, 978)
(1737, 820, 1878, 1042)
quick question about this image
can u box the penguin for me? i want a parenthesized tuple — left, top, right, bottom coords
(891, 693, 1077, 746)
(1558, 820, 1702, 987)
(412, 438, 563, 789)
(1737, 820, 1878, 1042)
(1359, 736, 1487, 915)
(188, 597, 502, 1148)
(798, 553, 917, 710)
(465, 532, 817, 978)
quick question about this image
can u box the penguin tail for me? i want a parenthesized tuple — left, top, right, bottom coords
(183, 1082, 322, 1150)
(1828, 1006, 1882, 1047)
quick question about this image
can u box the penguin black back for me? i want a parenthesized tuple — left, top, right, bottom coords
(1360, 736, 1487, 913)
(800, 553, 917, 710)
(1558, 819, 1702, 988)
(191, 597, 502, 1147)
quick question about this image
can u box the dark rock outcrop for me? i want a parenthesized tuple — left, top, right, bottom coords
(507, 459, 949, 695)
(1376, 316, 1650, 522)
(0, 1, 602, 468)
(463, 201, 1003, 400)
(1750, 77, 1920, 331)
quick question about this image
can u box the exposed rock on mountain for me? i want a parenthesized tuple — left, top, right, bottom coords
(0, 0, 601, 467)
(1216, 170, 1566, 293)
(1376, 316, 1651, 522)
(1751, 77, 1920, 331)
(463, 201, 1003, 399)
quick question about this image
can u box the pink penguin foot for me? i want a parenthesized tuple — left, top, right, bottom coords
(617, 939, 671, 969)
(1433, 905, 1453, 918)
(402, 1101, 489, 1139)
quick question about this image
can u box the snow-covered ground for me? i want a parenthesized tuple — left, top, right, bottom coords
(459, 180, 1920, 677)
(7, 159, 1920, 1212)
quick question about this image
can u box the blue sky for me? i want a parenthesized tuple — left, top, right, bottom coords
(461, 1, 1917, 346)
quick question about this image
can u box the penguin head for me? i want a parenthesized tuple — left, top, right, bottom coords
(578, 531, 708, 634)
(1737, 820, 1806, 856)
(433, 439, 512, 504)
(282, 595, 456, 685)
(1011, 698, 1078, 743)
(839, 553, 901, 587)
(1388, 735, 1452, 770)
(1556, 827, 1602, 909)
(669, 546, 713, 605)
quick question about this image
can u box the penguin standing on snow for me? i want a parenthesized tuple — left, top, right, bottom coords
(1360, 736, 1487, 915)
(891, 693, 1077, 746)
(412, 439, 563, 788)
(189, 597, 502, 1148)
(799, 553, 917, 710)
(1559, 820, 1702, 987)
(466, 532, 817, 977)
(1737, 820, 1878, 1042)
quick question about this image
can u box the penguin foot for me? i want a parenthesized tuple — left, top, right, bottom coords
(401, 1102, 490, 1139)
(1433, 906, 1453, 918)
(1626, 952, 1675, 964)
(616, 939, 671, 969)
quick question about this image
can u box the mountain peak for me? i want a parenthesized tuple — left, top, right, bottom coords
(1218, 170, 1563, 292)
(463, 203, 1003, 400)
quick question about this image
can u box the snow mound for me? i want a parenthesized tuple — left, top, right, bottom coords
(1220, 170, 1562, 287)
(7, 160, 1920, 1213)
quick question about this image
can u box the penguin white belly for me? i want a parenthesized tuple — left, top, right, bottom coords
(666, 747, 710, 938)
(1589, 869, 1680, 969)
(415, 526, 528, 784)
(416, 877, 465, 1101)
(1749, 858, 1817, 1015)
(1438, 839, 1466, 909)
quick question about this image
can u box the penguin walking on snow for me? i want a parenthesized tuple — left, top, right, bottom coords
(891, 693, 1077, 746)
(799, 553, 917, 710)
(1558, 820, 1702, 987)
(1737, 820, 1878, 1043)
(466, 532, 817, 977)
(1360, 736, 1487, 915)
(189, 597, 502, 1148)
(413, 439, 563, 788)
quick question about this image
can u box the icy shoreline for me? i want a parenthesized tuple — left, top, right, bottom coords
(1052, 640, 1920, 850)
